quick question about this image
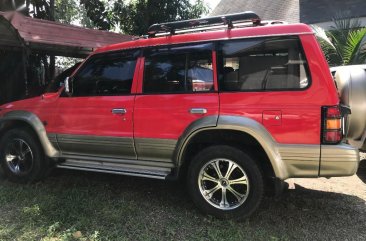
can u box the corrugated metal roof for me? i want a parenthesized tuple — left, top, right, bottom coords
(0, 11, 133, 57)
(209, 0, 300, 23)
(300, 0, 366, 24)
(210, 0, 366, 25)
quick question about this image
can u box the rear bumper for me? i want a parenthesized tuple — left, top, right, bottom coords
(319, 144, 359, 177)
(277, 143, 359, 179)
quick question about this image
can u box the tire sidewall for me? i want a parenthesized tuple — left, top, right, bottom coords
(187, 145, 264, 220)
(0, 128, 44, 183)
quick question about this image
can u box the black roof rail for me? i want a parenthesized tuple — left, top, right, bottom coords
(147, 11, 261, 37)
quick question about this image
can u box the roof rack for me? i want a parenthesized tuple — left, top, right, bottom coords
(147, 11, 261, 38)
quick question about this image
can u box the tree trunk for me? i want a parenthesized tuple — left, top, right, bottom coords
(49, 0, 55, 21)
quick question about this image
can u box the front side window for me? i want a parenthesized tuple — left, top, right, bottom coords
(143, 45, 213, 94)
(72, 51, 138, 96)
(218, 37, 310, 91)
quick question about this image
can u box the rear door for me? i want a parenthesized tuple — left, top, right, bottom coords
(217, 36, 320, 176)
(134, 43, 219, 163)
(54, 50, 140, 159)
(217, 36, 316, 144)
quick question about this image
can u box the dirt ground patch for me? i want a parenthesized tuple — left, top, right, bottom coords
(0, 168, 365, 241)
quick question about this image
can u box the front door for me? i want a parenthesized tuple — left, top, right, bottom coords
(54, 50, 140, 159)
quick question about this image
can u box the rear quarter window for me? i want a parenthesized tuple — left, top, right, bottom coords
(218, 37, 310, 91)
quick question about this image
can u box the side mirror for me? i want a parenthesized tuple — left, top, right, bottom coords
(64, 77, 71, 93)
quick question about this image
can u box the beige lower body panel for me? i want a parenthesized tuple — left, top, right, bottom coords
(277, 143, 359, 179)
(320, 144, 359, 177)
(277, 144, 320, 178)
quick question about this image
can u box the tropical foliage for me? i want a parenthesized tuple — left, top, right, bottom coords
(81, 0, 209, 35)
(312, 17, 366, 66)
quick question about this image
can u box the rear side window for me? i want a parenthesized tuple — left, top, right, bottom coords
(72, 50, 139, 96)
(218, 37, 310, 91)
(143, 44, 214, 94)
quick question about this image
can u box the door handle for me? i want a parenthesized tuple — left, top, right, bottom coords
(112, 108, 127, 114)
(190, 108, 207, 114)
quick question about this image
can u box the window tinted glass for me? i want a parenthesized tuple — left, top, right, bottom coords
(143, 49, 213, 94)
(72, 51, 138, 96)
(218, 37, 310, 91)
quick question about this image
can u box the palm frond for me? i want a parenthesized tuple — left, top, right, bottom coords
(343, 28, 366, 64)
(313, 13, 366, 66)
(330, 13, 361, 54)
(311, 25, 343, 65)
(332, 12, 361, 30)
(311, 25, 335, 48)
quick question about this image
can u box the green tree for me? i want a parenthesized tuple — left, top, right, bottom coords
(80, 0, 111, 29)
(54, 0, 96, 28)
(81, 0, 209, 35)
(116, 0, 209, 35)
(313, 16, 366, 66)
(54, 0, 77, 24)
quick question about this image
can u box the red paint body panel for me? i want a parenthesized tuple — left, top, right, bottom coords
(0, 96, 60, 134)
(54, 96, 134, 137)
(218, 92, 322, 144)
(299, 34, 339, 103)
(0, 23, 339, 147)
(134, 94, 219, 139)
(131, 58, 142, 94)
(263, 111, 282, 126)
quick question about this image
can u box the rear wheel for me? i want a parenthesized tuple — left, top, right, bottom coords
(0, 128, 47, 183)
(187, 145, 264, 219)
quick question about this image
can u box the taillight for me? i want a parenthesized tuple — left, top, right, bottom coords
(322, 106, 343, 144)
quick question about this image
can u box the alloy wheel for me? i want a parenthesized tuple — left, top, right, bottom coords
(198, 158, 249, 210)
(4, 138, 34, 176)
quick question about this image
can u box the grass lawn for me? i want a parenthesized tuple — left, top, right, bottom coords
(0, 169, 365, 241)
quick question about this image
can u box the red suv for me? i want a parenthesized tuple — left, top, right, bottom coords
(0, 12, 360, 219)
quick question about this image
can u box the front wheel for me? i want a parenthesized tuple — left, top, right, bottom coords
(0, 128, 47, 183)
(187, 145, 264, 219)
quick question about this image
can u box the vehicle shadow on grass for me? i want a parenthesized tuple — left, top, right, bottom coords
(257, 184, 366, 240)
(0, 169, 365, 240)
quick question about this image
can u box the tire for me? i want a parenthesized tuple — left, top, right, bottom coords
(334, 66, 366, 140)
(187, 145, 264, 220)
(0, 128, 47, 183)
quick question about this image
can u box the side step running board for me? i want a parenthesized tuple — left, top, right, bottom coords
(57, 159, 171, 180)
